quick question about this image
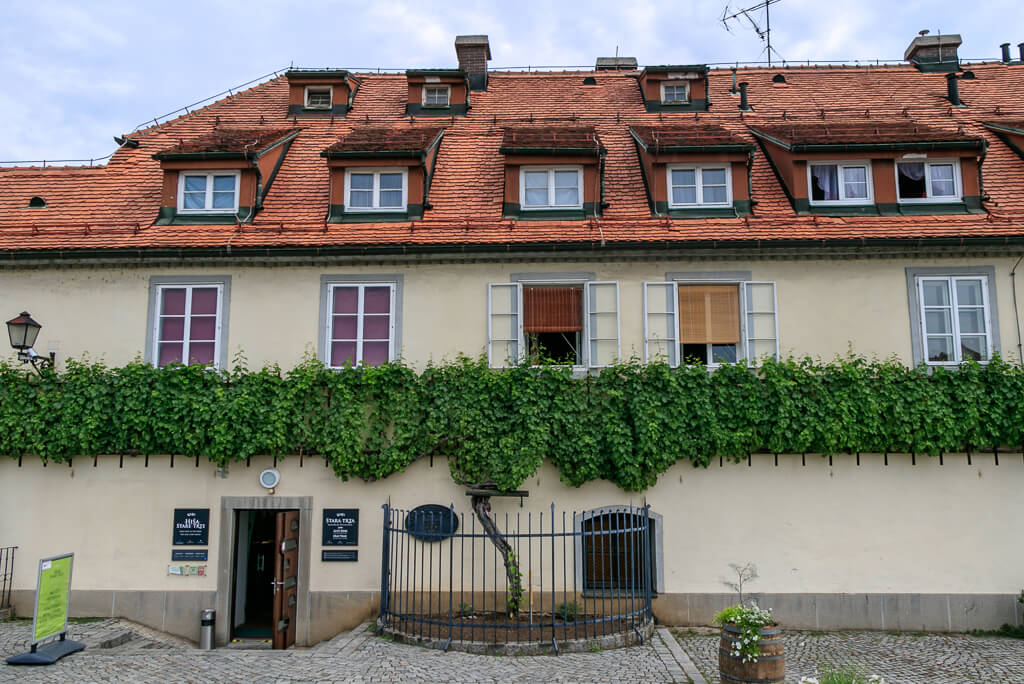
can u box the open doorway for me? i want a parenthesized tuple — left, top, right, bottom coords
(231, 510, 276, 640)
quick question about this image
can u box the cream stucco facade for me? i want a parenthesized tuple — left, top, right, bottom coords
(1, 253, 1020, 370)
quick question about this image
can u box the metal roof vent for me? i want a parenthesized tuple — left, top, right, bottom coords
(27, 196, 46, 208)
(960, 70, 976, 79)
(582, 76, 597, 85)
(772, 73, 787, 83)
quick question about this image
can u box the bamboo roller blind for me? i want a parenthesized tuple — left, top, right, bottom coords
(678, 285, 740, 344)
(523, 287, 583, 332)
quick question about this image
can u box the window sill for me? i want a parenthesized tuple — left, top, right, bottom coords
(155, 207, 251, 225)
(643, 98, 708, 113)
(406, 103, 467, 116)
(287, 104, 350, 117)
(890, 200, 982, 215)
(502, 202, 599, 220)
(655, 200, 751, 218)
(328, 204, 424, 222)
(581, 590, 659, 599)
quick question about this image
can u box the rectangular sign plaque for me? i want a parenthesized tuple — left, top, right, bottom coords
(172, 509, 209, 546)
(321, 550, 358, 562)
(322, 508, 359, 546)
(171, 549, 208, 562)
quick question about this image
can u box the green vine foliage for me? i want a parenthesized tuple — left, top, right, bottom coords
(2, 355, 1023, 492)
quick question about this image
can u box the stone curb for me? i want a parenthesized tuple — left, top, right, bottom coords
(656, 627, 708, 684)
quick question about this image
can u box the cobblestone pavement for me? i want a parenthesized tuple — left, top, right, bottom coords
(674, 629, 1024, 684)
(4, 619, 1023, 683)
(0, 618, 688, 683)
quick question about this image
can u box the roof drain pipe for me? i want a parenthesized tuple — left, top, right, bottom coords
(738, 82, 753, 112)
(1012, 256, 1024, 366)
(946, 73, 964, 108)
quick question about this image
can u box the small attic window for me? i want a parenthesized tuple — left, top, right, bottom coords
(304, 86, 332, 109)
(423, 85, 450, 107)
(661, 82, 689, 104)
(961, 71, 976, 80)
(582, 76, 597, 86)
(772, 74, 787, 84)
(28, 196, 46, 208)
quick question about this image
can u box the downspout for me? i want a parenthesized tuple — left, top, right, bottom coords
(744, 146, 755, 217)
(1011, 256, 1024, 365)
(977, 138, 989, 202)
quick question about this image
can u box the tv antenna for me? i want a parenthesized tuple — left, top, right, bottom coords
(721, 0, 783, 66)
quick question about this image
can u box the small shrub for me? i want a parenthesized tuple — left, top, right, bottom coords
(713, 603, 774, 663)
(556, 601, 578, 621)
(800, 663, 887, 684)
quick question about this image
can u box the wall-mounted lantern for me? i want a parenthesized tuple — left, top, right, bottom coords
(6, 311, 55, 373)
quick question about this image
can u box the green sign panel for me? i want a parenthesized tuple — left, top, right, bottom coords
(32, 554, 74, 645)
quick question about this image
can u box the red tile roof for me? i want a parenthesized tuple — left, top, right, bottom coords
(499, 126, 601, 151)
(323, 126, 444, 154)
(750, 120, 982, 146)
(630, 124, 749, 149)
(152, 127, 299, 158)
(2, 62, 1024, 256)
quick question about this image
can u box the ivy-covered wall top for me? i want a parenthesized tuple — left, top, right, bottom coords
(1, 356, 1020, 492)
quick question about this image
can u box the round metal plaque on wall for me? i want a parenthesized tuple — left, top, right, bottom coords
(404, 504, 459, 542)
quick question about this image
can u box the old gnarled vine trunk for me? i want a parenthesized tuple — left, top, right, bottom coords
(470, 494, 523, 617)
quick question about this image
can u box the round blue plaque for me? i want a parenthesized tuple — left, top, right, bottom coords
(404, 504, 459, 542)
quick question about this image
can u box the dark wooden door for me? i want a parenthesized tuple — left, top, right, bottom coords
(272, 510, 299, 649)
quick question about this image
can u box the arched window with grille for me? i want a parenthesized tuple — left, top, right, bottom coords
(576, 506, 663, 595)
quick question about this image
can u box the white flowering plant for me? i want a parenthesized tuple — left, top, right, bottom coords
(713, 603, 775, 663)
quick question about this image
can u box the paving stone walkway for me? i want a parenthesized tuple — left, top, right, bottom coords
(674, 629, 1024, 683)
(3, 618, 1024, 683)
(0, 618, 689, 683)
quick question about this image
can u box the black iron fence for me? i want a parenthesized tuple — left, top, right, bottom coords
(378, 503, 653, 651)
(0, 546, 16, 611)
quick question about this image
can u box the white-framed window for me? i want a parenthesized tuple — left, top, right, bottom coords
(808, 162, 873, 204)
(325, 283, 397, 367)
(643, 280, 778, 366)
(344, 168, 408, 212)
(520, 167, 583, 210)
(422, 85, 450, 107)
(487, 280, 619, 369)
(660, 81, 689, 103)
(177, 172, 240, 214)
(304, 86, 333, 109)
(667, 165, 731, 207)
(152, 284, 224, 368)
(916, 276, 991, 364)
(897, 159, 961, 202)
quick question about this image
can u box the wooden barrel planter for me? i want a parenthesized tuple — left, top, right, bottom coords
(718, 623, 784, 684)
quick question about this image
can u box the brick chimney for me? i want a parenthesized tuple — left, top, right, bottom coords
(904, 32, 962, 72)
(455, 34, 492, 91)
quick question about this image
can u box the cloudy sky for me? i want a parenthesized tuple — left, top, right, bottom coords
(0, 0, 1018, 162)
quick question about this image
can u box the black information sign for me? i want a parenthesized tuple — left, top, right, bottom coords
(322, 509, 359, 546)
(172, 509, 209, 546)
(322, 550, 358, 562)
(404, 504, 459, 542)
(171, 549, 208, 562)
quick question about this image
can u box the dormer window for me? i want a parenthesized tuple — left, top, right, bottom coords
(499, 127, 604, 220)
(285, 70, 358, 117)
(749, 122, 984, 215)
(521, 167, 583, 209)
(638, 65, 709, 112)
(304, 86, 332, 110)
(345, 169, 408, 212)
(179, 172, 239, 213)
(629, 125, 753, 217)
(152, 128, 299, 225)
(423, 85, 450, 107)
(321, 126, 445, 222)
(405, 70, 468, 116)
(897, 160, 960, 202)
(667, 165, 731, 207)
(661, 82, 689, 104)
(808, 162, 872, 204)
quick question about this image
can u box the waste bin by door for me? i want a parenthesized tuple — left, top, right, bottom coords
(272, 511, 299, 649)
